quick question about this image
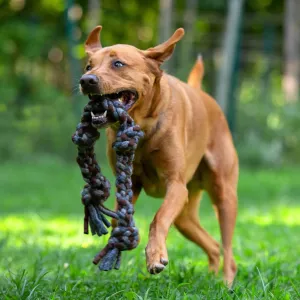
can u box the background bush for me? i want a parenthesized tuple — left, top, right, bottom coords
(1, 0, 298, 167)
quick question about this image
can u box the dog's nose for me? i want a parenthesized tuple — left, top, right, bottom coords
(79, 74, 99, 87)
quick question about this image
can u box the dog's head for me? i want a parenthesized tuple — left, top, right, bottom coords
(79, 25, 184, 127)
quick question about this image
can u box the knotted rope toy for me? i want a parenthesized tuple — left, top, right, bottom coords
(72, 97, 144, 270)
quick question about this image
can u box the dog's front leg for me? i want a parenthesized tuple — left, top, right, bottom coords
(146, 181, 188, 274)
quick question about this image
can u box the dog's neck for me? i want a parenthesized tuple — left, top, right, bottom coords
(130, 73, 171, 139)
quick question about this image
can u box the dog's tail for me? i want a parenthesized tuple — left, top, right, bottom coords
(187, 54, 204, 89)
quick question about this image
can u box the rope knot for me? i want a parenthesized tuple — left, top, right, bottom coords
(73, 98, 143, 271)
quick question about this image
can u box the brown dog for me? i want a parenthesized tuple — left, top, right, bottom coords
(79, 26, 238, 286)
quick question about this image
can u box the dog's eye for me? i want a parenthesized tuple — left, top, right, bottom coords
(86, 65, 92, 71)
(113, 61, 125, 68)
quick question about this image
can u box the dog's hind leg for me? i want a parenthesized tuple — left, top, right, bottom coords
(207, 171, 238, 287)
(174, 189, 220, 273)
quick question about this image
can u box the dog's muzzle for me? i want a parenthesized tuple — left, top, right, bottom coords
(80, 74, 101, 95)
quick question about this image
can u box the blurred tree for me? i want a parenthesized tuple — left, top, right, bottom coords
(88, 0, 100, 31)
(159, 0, 173, 72)
(283, 0, 300, 103)
(159, 0, 173, 43)
(216, 0, 244, 124)
(65, 0, 82, 116)
(178, 0, 198, 79)
(1, 0, 300, 166)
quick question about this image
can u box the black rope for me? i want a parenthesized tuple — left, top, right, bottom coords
(72, 98, 144, 271)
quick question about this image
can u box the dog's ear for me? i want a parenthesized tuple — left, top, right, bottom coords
(144, 28, 185, 64)
(85, 26, 102, 54)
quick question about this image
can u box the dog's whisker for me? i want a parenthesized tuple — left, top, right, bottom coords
(71, 85, 82, 95)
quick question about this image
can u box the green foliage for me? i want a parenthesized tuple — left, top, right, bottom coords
(1, 0, 297, 168)
(0, 161, 299, 299)
(0, 0, 160, 163)
(236, 69, 300, 167)
(0, 80, 78, 161)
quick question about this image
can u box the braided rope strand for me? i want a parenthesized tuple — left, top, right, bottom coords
(72, 98, 144, 271)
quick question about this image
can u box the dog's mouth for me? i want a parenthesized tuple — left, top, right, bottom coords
(88, 90, 138, 111)
(87, 89, 138, 129)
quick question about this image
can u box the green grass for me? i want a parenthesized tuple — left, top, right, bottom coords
(0, 160, 299, 299)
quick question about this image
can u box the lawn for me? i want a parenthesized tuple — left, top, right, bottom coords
(0, 159, 299, 299)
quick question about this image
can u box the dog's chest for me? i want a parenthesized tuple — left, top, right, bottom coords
(133, 149, 166, 198)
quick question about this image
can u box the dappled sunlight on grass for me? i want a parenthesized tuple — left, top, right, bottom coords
(1, 162, 300, 298)
(239, 205, 300, 226)
(0, 213, 204, 255)
(1, 202, 299, 273)
(1, 214, 91, 248)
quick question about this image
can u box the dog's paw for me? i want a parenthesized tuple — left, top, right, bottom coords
(160, 257, 168, 266)
(148, 262, 165, 274)
(145, 243, 168, 275)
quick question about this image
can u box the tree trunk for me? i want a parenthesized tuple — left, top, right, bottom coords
(283, 0, 300, 103)
(215, 0, 244, 115)
(178, 0, 198, 79)
(159, 0, 173, 72)
(87, 0, 100, 32)
(66, 0, 82, 117)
